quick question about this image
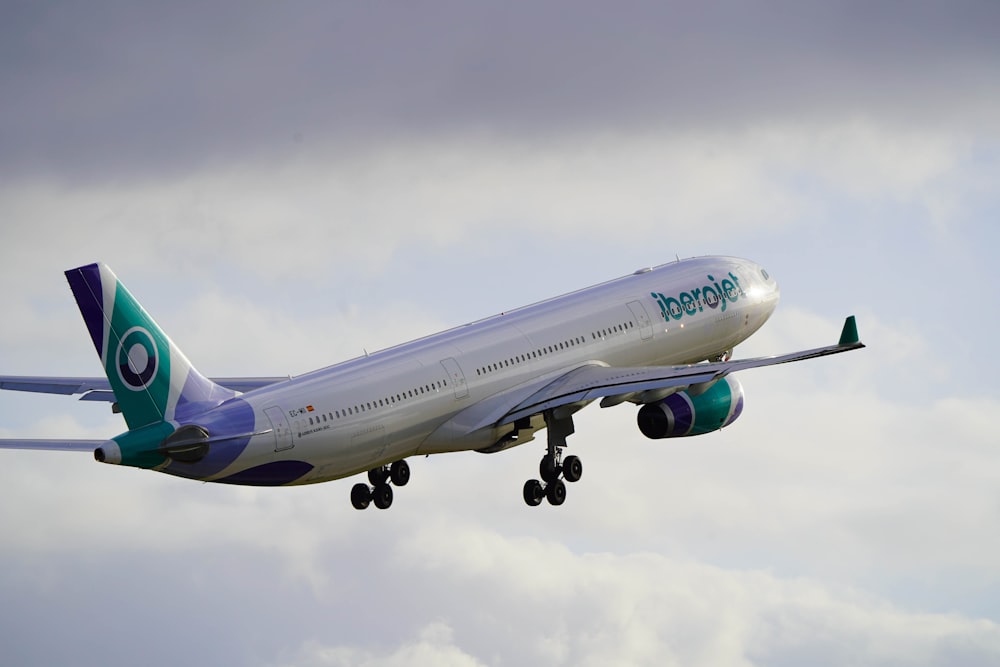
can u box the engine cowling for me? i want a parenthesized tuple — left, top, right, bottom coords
(637, 375, 744, 439)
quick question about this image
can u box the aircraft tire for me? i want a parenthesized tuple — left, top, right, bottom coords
(373, 483, 394, 510)
(351, 483, 372, 510)
(562, 455, 583, 483)
(546, 479, 567, 506)
(539, 455, 560, 483)
(390, 460, 411, 486)
(523, 479, 545, 506)
(368, 466, 389, 486)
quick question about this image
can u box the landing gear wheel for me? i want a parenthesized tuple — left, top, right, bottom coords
(350, 483, 372, 510)
(390, 460, 411, 487)
(368, 466, 388, 486)
(539, 455, 561, 483)
(546, 479, 567, 506)
(523, 479, 545, 506)
(372, 483, 394, 509)
(562, 455, 583, 483)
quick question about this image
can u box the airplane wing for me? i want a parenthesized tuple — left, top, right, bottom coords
(0, 376, 289, 402)
(492, 316, 864, 428)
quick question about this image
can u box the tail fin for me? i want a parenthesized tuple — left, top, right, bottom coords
(64, 264, 236, 430)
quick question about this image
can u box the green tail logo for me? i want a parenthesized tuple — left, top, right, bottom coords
(66, 263, 231, 430)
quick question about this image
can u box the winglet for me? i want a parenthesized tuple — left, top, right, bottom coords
(838, 315, 861, 347)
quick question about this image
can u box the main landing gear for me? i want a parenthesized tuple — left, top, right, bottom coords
(351, 459, 410, 510)
(523, 410, 583, 507)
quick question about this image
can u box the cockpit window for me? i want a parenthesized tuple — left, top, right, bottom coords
(761, 269, 770, 281)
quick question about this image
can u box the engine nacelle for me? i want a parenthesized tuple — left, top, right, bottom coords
(636, 375, 744, 439)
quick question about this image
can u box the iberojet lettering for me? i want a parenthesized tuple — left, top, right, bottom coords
(651, 273, 743, 321)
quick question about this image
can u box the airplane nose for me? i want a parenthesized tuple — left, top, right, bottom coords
(748, 263, 780, 315)
(769, 275, 781, 307)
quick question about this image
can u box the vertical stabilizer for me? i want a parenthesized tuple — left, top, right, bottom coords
(65, 264, 236, 429)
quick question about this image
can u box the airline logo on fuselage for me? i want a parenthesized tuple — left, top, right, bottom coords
(651, 273, 743, 321)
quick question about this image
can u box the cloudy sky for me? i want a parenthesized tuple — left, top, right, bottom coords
(2, 1, 1000, 665)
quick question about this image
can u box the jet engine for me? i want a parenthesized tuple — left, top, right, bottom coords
(636, 375, 744, 438)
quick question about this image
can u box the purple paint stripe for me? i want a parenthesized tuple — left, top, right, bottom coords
(174, 370, 237, 422)
(664, 393, 693, 435)
(215, 460, 314, 486)
(166, 398, 254, 478)
(65, 264, 106, 356)
(728, 392, 745, 426)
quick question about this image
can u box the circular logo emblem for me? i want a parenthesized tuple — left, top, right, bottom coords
(116, 326, 159, 391)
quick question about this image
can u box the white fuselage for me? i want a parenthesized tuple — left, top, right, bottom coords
(216, 256, 780, 484)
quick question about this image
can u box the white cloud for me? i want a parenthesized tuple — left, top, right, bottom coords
(1, 6, 998, 665)
(2, 120, 974, 291)
(279, 623, 488, 667)
(0, 112, 997, 667)
(374, 519, 1000, 666)
(1, 295, 998, 666)
(168, 288, 450, 376)
(791, 120, 968, 201)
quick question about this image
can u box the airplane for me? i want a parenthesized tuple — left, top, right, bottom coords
(0, 257, 863, 509)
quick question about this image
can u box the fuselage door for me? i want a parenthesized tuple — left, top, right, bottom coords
(264, 406, 294, 452)
(440, 357, 469, 399)
(628, 300, 654, 340)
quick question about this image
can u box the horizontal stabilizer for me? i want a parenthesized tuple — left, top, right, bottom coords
(0, 439, 103, 451)
(0, 376, 289, 402)
(0, 377, 109, 395)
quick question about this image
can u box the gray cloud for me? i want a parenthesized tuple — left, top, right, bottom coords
(2, 1, 998, 181)
(1, 3, 999, 664)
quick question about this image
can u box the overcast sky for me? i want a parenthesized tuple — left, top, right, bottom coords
(2, 2, 1000, 665)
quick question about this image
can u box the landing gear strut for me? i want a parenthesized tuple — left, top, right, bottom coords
(523, 410, 583, 507)
(351, 459, 410, 510)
